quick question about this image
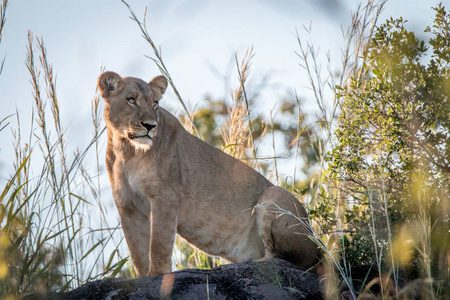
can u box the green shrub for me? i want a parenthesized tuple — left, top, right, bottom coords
(329, 2, 449, 290)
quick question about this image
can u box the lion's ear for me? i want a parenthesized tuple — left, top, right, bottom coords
(98, 72, 125, 99)
(149, 75, 168, 100)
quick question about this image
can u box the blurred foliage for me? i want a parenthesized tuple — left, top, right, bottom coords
(180, 88, 322, 189)
(0, 154, 66, 295)
(327, 3, 449, 283)
(182, 95, 322, 182)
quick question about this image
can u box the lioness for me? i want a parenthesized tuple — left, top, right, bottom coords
(98, 71, 321, 276)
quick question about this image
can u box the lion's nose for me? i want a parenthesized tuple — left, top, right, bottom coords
(141, 122, 157, 132)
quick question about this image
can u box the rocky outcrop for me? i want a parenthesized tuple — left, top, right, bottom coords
(24, 259, 322, 299)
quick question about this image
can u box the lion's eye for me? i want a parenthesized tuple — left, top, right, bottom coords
(153, 100, 159, 108)
(127, 97, 136, 105)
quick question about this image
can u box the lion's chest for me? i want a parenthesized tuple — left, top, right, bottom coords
(123, 159, 159, 196)
(111, 153, 159, 206)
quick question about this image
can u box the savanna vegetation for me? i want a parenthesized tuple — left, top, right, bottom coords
(0, 0, 448, 299)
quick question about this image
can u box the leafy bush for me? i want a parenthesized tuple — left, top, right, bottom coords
(329, 2, 449, 288)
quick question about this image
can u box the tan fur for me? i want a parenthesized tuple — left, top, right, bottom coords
(98, 71, 322, 276)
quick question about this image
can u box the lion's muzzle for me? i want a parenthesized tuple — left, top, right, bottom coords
(141, 122, 157, 132)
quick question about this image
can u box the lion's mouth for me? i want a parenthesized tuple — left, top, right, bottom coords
(127, 133, 151, 140)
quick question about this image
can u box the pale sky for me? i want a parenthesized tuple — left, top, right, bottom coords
(0, 0, 437, 178)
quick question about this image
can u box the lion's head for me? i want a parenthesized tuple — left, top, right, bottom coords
(98, 72, 168, 151)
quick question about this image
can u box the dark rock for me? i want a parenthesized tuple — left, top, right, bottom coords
(23, 259, 322, 300)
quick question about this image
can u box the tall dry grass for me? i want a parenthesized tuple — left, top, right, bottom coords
(0, 32, 129, 296)
(0, 0, 7, 75)
(221, 47, 260, 163)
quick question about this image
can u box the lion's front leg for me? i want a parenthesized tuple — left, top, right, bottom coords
(147, 194, 178, 276)
(116, 202, 151, 277)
